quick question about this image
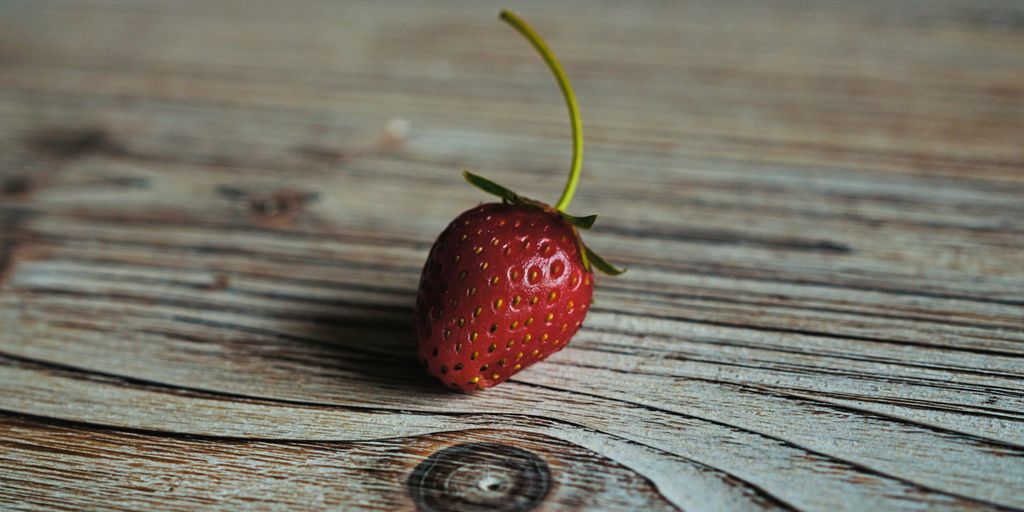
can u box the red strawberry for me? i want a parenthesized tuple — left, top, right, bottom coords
(414, 10, 624, 391)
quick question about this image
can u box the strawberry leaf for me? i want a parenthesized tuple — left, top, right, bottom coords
(463, 171, 518, 203)
(584, 245, 626, 276)
(560, 212, 597, 229)
(578, 238, 592, 272)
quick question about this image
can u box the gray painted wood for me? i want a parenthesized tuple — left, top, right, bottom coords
(1, 0, 1022, 510)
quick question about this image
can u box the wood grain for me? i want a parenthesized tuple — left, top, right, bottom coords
(0, 413, 680, 511)
(1, 0, 1022, 510)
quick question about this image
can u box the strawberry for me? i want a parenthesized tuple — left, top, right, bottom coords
(414, 10, 624, 391)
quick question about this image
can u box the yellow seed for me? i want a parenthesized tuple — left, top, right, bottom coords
(498, 220, 507, 226)
(513, 364, 522, 370)
(525, 317, 534, 326)
(512, 295, 521, 306)
(530, 295, 539, 305)
(480, 364, 489, 371)
(570, 275, 579, 285)
(567, 300, 574, 309)
(488, 343, 497, 353)
(507, 339, 515, 348)
(584, 276, 591, 285)
(470, 376, 480, 384)
(545, 312, 554, 322)
(549, 291, 558, 301)
(491, 373, 501, 380)
(541, 333, 549, 341)
(510, 320, 519, 330)
(491, 237, 499, 246)
(471, 351, 479, 360)
(470, 331, 478, 342)
(516, 352, 524, 360)
(454, 255, 461, 263)
(464, 220, 470, 226)
(458, 318, 465, 327)
(523, 333, 532, 342)
(532, 349, 540, 356)
(511, 269, 520, 280)
(514, 220, 522, 228)
(474, 306, 482, 317)
(458, 270, 467, 280)
(489, 276, 500, 285)
(575, 321, 581, 327)
(481, 261, 489, 270)
(468, 286, 477, 296)
(460, 234, 468, 241)
(444, 329, 451, 340)
(561, 323, 568, 331)
(473, 246, 483, 254)
(529, 270, 539, 282)
(455, 343, 462, 352)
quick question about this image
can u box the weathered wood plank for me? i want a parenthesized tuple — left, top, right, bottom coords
(1, 0, 1022, 510)
(0, 414, 681, 511)
(0, 357, 1007, 511)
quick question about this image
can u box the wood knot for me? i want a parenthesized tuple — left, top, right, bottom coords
(28, 127, 116, 159)
(1, 176, 32, 198)
(408, 442, 550, 512)
(218, 185, 318, 227)
(250, 191, 306, 217)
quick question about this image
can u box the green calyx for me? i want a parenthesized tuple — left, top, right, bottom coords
(464, 170, 595, 230)
(464, 171, 625, 276)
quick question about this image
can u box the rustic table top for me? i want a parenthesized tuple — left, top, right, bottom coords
(2, 1, 1023, 510)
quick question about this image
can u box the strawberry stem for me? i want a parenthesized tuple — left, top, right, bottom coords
(500, 10, 582, 213)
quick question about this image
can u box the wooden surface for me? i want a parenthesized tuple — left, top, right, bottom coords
(1, 0, 1023, 510)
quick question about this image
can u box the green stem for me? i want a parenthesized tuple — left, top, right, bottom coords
(500, 10, 582, 212)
